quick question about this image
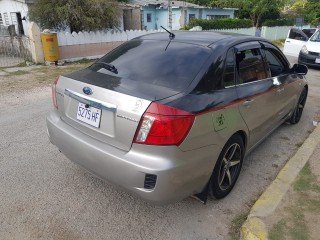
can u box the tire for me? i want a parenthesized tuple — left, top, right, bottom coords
(209, 134, 245, 199)
(289, 87, 307, 124)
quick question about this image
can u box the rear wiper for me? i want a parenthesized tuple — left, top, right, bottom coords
(92, 62, 118, 74)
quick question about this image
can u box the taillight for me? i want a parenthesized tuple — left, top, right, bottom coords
(52, 77, 59, 109)
(134, 102, 195, 146)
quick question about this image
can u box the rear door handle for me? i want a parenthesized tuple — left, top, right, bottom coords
(286, 40, 291, 43)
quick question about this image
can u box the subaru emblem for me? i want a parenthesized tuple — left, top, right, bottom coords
(83, 87, 93, 95)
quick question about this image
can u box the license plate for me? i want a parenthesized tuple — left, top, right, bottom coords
(76, 102, 102, 128)
(316, 58, 320, 63)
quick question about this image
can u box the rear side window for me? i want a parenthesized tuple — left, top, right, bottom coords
(93, 40, 211, 91)
(236, 48, 268, 84)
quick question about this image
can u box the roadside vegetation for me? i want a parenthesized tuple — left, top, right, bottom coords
(268, 162, 320, 240)
(0, 61, 93, 94)
(272, 39, 285, 48)
(229, 212, 250, 240)
(184, 0, 319, 29)
(29, 0, 125, 33)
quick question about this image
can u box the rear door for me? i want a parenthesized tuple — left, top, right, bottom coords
(283, 28, 308, 57)
(56, 78, 151, 152)
(235, 42, 279, 149)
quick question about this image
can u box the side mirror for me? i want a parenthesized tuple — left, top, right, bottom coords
(291, 64, 308, 75)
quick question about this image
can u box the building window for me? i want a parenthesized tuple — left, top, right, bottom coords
(147, 13, 152, 23)
(189, 14, 195, 23)
(10, 13, 18, 25)
(0, 14, 3, 26)
(206, 15, 229, 20)
(3, 13, 10, 25)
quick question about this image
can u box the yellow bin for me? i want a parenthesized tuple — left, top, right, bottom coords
(41, 32, 60, 62)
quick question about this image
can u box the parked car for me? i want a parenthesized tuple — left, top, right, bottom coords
(283, 28, 309, 57)
(46, 31, 308, 204)
(298, 29, 320, 67)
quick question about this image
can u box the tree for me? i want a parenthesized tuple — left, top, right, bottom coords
(29, 0, 122, 33)
(230, 0, 285, 27)
(282, 0, 320, 26)
(185, 0, 286, 27)
(304, 0, 320, 26)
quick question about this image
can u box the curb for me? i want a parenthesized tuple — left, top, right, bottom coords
(240, 123, 320, 240)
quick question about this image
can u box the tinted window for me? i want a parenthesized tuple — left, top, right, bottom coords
(195, 59, 224, 92)
(302, 28, 316, 38)
(288, 29, 307, 41)
(223, 49, 235, 87)
(93, 40, 211, 91)
(236, 48, 268, 84)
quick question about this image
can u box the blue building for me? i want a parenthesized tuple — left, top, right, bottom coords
(123, 0, 237, 30)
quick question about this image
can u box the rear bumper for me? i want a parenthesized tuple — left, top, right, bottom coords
(298, 52, 320, 67)
(46, 110, 221, 204)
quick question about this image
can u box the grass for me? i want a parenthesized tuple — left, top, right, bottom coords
(294, 163, 320, 192)
(0, 62, 92, 94)
(71, 58, 95, 64)
(272, 39, 285, 48)
(229, 212, 249, 240)
(268, 163, 320, 240)
(8, 70, 30, 76)
(289, 209, 309, 240)
(269, 219, 286, 240)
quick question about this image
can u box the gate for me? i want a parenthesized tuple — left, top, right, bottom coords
(0, 27, 32, 68)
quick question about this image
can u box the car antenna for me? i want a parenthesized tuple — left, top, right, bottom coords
(161, 26, 175, 40)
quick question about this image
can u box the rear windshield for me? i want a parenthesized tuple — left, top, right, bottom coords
(310, 30, 320, 42)
(90, 39, 211, 91)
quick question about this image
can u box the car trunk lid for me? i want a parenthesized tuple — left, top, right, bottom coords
(56, 75, 153, 152)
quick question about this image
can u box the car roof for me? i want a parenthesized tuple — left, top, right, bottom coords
(136, 31, 265, 47)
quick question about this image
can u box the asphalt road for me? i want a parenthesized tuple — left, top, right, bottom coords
(1, 57, 320, 240)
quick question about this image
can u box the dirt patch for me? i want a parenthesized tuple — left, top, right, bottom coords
(264, 144, 320, 240)
(0, 62, 93, 95)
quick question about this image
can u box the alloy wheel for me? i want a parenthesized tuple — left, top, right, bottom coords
(218, 143, 242, 191)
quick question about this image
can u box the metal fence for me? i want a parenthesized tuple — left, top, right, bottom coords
(0, 33, 32, 68)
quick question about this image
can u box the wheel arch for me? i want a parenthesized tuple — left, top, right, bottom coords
(234, 130, 248, 151)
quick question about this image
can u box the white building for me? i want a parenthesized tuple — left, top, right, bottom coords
(0, 0, 34, 35)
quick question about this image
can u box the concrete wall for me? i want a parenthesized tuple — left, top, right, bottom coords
(155, 9, 168, 30)
(143, 7, 156, 30)
(138, 7, 236, 30)
(0, 0, 30, 36)
(172, 8, 182, 30)
(214, 26, 307, 41)
(123, 9, 141, 31)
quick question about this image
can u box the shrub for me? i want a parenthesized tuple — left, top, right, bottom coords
(263, 19, 294, 27)
(189, 18, 253, 30)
